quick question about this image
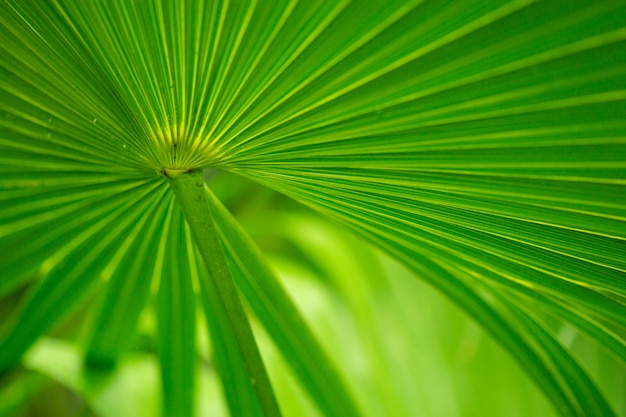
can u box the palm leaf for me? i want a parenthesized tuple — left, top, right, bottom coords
(1, 1, 625, 416)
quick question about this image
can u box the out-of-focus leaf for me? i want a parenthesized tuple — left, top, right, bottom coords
(24, 338, 160, 417)
(0, 371, 45, 417)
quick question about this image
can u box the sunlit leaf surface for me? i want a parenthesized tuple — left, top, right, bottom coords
(1, 1, 625, 416)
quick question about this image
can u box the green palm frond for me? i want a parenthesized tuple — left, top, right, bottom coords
(1, 1, 625, 416)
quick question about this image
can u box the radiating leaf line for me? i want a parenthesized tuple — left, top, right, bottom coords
(243, 167, 626, 242)
(184, 224, 265, 417)
(226, 102, 626, 163)
(168, 170, 282, 417)
(85, 186, 171, 365)
(205, 0, 420, 151)
(244, 173, 626, 328)
(499, 287, 616, 417)
(213, 2, 620, 158)
(0, 182, 166, 372)
(158, 202, 197, 417)
(262, 173, 626, 271)
(0, 180, 164, 297)
(201, 0, 350, 156)
(0, 179, 153, 236)
(213, 0, 536, 152)
(389, 232, 620, 416)
(199, 2, 257, 140)
(205, 184, 364, 417)
(245, 168, 626, 217)
(472, 271, 626, 365)
(201, 2, 298, 145)
(363, 232, 585, 417)
(260, 176, 626, 319)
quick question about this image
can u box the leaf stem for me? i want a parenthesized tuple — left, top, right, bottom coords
(165, 169, 282, 417)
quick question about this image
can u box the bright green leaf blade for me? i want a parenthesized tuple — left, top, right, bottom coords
(84, 188, 170, 366)
(517, 291, 626, 366)
(157, 202, 197, 417)
(0, 178, 159, 297)
(0, 183, 165, 372)
(189, 239, 263, 417)
(349, 225, 617, 417)
(498, 289, 616, 417)
(2, 1, 625, 416)
(168, 170, 281, 417)
(205, 183, 363, 417)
